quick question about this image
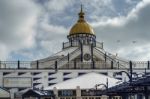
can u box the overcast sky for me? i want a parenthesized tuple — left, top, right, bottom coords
(0, 0, 150, 61)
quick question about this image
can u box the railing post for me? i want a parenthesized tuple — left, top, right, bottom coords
(67, 53, 70, 62)
(74, 60, 76, 69)
(92, 61, 95, 69)
(111, 61, 113, 69)
(147, 61, 150, 69)
(18, 60, 20, 69)
(80, 41, 83, 62)
(144, 87, 148, 99)
(129, 61, 132, 83)
(104, 52, 107, 62)
(91, 43, 94, 62)
(71, 40, 72, 47)
(55, 61, 57, 71)
(37, 60, 39, 69)
(106, 78, 108, 90)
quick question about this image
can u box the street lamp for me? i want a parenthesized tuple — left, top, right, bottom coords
(95, 78, 108, 90)
(116, 71, 132, 83)
(115, 61, 133, 84)
(94, 78, 108, 96)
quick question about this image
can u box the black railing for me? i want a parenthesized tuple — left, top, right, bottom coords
(62, 41, 103, 49)
(106, 72, 150, 99)
(0, 60, 150, 70)
(0, 61, 31, 69)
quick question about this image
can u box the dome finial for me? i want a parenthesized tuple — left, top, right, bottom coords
(81, 4, 83, 12)
(69, 5, 95, 35)
(78, 4, 85, 22)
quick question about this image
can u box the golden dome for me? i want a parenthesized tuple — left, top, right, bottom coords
(69, 5, 95, 35)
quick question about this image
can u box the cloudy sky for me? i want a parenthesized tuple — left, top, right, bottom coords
(0, 0, 150, 61)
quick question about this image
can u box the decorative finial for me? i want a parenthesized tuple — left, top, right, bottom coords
(81, 4, 83, 12)
(78, 4, 85, 22)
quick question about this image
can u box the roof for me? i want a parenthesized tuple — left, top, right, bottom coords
(54, 47, 78, 56)
(37, 47, 78, 62)
(69, 5, 95, 35)
(44, 72, 121, 90)
(22, 89, 53, 97)
(69, 21, 94, 35)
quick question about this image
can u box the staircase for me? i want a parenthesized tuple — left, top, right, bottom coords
(56, 48, 81, 68)
(94, 48, 129, 69)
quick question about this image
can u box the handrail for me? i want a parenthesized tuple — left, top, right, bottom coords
(95, 47, 129, 64)
(0, 60, 150, 69)
(59, 48, 80, 62)
(48, 48, 81, 68)
(0, 60, 149, 70)
(63, 41, 103, 49)
(94, 48, 129, 69)
(57, 48, 81, 68)
(0, 61, 31, 69)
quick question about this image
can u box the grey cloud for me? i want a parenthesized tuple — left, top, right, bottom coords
(94, 0, 150, 60)
(0, 0, 144, 61)
(0, 0, 40, 60)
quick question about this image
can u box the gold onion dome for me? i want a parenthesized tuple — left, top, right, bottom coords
(69, 5, 95, 35)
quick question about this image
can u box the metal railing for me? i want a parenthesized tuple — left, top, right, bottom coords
(57, 48, 81, 68)
(63, 41, 79, 49)
(96, 42, 103, 49)
(0, 60, 150, 70)
(0, 61, 31, 69)
(62, 41, 103, 49)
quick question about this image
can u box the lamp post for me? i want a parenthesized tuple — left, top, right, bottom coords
(94, 78, 108, 97)
(115, 61, 133, 84)
(95, 78, 108, 90)
(114, 61, 134, 99)
(115, 70, 133, 99)
(116, 71, 132, 83)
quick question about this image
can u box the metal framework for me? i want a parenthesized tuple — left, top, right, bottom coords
(105, 73, 150, 99)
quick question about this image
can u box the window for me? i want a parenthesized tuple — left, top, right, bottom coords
(48, 78, 56, 81)
(32, 72, 41, 75)
(33, 77, 41, 81)
(48, 72, 55, 75)
(63, 78, 71, 81)
(18, 72, 26, 75)
(58, 90, 76, 96)
(100, 72, 108, 75)
(78, 72, 86, 76)
(48, 83, 56, 86)
(63, 72, 71, 76)
(33, 83, 41, 86)
(3, 72, 11, 76)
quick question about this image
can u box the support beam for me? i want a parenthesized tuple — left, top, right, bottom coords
(37, 60, 39, 69)
(74, 60, 76, 69)
(55, 61, 57, 71)
(67, 53, 70, 62)
(80, 42, 83, 62)
(148, 61, 150, 69)
(129, 61, 133, 83)
(111, 61, 113, 69)
(18, 60, 20, 69)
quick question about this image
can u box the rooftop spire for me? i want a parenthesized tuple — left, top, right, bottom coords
(81, 4, 83, 12)
(78, 4, 85, 22)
